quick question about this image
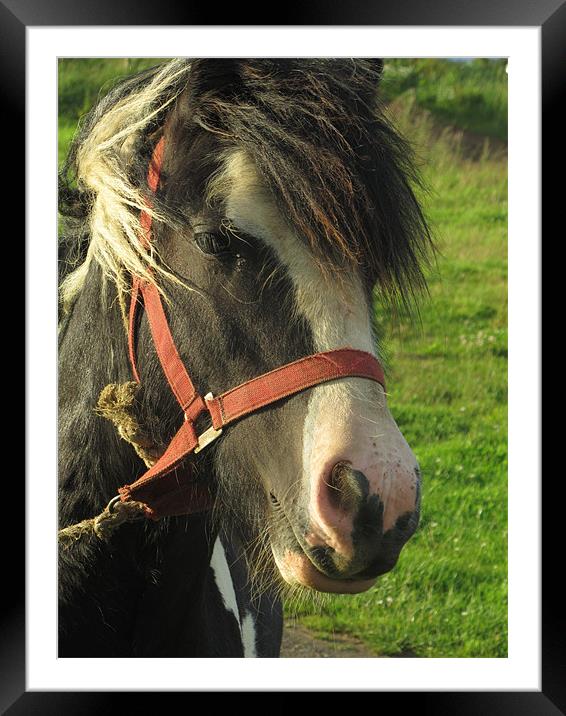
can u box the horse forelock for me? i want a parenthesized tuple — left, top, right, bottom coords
(58, 59, 192, 313)
(192, 58, 434, 304)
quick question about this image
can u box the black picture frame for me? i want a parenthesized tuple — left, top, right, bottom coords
(12, 1, 556, 711)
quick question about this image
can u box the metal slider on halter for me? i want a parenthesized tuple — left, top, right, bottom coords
(194, 393, 222, 454)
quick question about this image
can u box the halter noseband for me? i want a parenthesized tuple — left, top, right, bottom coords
(116, 137, 386, 520)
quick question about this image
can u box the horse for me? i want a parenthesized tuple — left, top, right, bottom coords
(58, 58, 432, 657)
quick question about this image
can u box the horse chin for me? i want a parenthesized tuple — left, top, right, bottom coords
(272, 548, 376, 594)
(268, 496, 377, 594)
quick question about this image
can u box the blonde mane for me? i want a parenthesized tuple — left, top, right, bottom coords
(59, 59, 191, 313)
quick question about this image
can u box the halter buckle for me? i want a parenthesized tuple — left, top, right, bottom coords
(194, 392, 222, 453)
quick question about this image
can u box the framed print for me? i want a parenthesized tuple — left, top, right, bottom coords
(12, 0, 557, 711)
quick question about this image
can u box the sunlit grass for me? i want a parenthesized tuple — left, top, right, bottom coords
(381, 58, 508, 141)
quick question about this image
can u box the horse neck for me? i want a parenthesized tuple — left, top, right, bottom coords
(58, 265, 142, 524)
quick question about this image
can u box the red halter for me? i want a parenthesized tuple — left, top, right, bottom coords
(117, 137, 386, 519)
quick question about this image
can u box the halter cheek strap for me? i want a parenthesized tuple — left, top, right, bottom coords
(118, 137, 386, 520)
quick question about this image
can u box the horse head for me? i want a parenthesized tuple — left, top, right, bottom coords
(60, 58, 432, 597)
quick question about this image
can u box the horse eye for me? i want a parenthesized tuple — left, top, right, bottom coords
(194, 231, 231, 256)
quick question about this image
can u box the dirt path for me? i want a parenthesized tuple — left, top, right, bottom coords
(280, 621, 377, 658)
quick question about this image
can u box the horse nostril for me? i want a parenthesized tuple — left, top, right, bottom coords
(310, 461, 418, 580)
(327, 462, 370, 514)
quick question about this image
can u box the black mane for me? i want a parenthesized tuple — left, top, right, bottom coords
(188, 59, 433, 302)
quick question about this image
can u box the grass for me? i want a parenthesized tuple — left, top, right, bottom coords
(381, 58, 508, 141)
(58, 59, 508, 658)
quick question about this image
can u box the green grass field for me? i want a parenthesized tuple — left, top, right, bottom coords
(381, 58, 508, 141)
(59, 59, 508, 658)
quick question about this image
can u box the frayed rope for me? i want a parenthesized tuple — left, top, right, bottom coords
(96, 382, 162, 467)
(58, 499, 147, 547)
(58, 383, 160, 547)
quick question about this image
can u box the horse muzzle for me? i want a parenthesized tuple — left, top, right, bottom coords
(272, 462, 421, 592)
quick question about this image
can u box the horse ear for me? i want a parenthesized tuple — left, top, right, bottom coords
(367, 59, 385, 100)
(351, 59, 385, 106)
(370, 59, 385, 82)
(186, 59, 245, 99)
(186, 58, 385, 99)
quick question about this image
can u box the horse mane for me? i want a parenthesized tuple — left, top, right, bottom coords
(59, 58, 433, 314)
(58, 59, 191, 312)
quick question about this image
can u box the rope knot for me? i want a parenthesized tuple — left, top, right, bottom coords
(59, 499, 147, 547)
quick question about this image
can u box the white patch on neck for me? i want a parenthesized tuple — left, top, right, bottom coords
(210, 536, 257, 657)
(240, 612, 258, 658)
(210, 538, 240, 617)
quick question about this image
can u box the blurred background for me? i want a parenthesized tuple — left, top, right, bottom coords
(58, 58, 508, 658)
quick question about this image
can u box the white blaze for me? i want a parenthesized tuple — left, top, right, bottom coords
(215, 150, 418, 538)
